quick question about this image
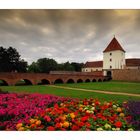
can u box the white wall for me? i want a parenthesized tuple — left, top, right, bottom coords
(126, 66, 140, 69)
(103, 50, 126, 70)
(82, 67, 102, 72)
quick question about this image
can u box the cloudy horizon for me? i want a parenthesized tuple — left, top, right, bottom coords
(0, 10, 140, 64)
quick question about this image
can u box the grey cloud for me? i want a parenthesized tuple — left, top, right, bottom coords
(0, 10, 140, 64)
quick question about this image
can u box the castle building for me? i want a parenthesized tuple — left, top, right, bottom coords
(82, 37, 140, 76)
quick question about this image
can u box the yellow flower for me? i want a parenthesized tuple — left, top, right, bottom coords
(35, 120, 41, 126)
(116, 107, 122, 112)
(63, 121, 69, 128)
(60, 115, 66, 121)
(16, 123, 23, 129)
(70, 113, 75, 119)
(18, 127, 25, 131)
(30, 119, 36, 124)
(119, 113, 125, 117)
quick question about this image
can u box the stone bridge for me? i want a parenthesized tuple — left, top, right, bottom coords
(0, 72, 109, 86)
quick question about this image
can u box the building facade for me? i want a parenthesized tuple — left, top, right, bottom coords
(82, 37, 140, 76)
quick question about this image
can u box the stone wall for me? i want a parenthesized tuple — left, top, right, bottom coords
(112, 69, 140, 82)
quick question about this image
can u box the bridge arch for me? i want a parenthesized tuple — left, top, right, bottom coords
(98, 79, 102, 82)
(0, 79, 9, 86)
(85, 79, 90, 83)
(92, 79, 96, 82)
(66, 79, 75, 83)
(15, 79, 33, 86)
(54, 79, 64, 84)
(103, 79, 106, 82)
(77, 79, 83, 83)
(38, 79, 50, 85)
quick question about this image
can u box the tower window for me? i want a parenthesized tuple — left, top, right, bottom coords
(110, 59, 112, 62)
(110, 65, 112, 69)
(110, 53, 112, 56)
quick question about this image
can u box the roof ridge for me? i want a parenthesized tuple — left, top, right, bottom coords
(103, 37, 125, 53)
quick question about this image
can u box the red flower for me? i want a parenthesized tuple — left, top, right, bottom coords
(44, 115, 51, 122)
(63, 108, 69, 113)
(114, 121, 122, 128)
(47, 126, 55, 131)
(54, 118, 60, 123)
(72, 125, 79, 130)
(92, 115, 97, 121)
(61, 128, 66, 131)
(78, 122, 85, 127)
(54, 103, 59, 108)
(81, 116, 89, 122)
(55, 123, 61, 128)
(85, 122, 91, 128)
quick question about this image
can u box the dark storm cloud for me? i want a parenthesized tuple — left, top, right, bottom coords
(0, 10, 140, 64)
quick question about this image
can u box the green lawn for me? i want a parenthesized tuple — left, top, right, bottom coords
(0, 84, 140, 103)
(57, 81, 140, 94)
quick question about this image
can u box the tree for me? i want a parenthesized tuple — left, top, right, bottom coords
(0, 46, 28, 72)
(63, 61, 74, 71)
(16, 59, 28, 72)
(28, 62, 40, 73)
(71, 62, 84, 72)
(37, 58, 58, 73)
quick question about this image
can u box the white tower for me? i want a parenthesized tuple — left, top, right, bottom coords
(103, 37, 126, 76)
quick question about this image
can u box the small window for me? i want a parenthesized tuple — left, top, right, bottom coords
(110, 53, 112, 56)
(96, 69, 98, 71)
(110, 65, 112, 69)
(110, 59, 112, 62)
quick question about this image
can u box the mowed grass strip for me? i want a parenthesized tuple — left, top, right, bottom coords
(57, 81, 140, 94)
(0, 85, 140, 103)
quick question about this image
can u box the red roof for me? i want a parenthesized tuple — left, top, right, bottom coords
(126, 58, 140, 67)
(83, 61, 103, 68)
(103, 37, 125, 53)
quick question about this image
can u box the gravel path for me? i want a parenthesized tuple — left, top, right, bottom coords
(50, 85, 140, 97)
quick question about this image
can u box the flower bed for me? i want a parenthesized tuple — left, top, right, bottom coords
(0, 93, 138, 131)
(0, 93, 72, 130)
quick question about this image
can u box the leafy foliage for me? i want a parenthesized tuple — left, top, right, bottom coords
(0, 46, 28, 72)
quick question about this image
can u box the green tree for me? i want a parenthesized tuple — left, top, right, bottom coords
(63, 61, 74, 71)
(28, 62, 40, 73)
(71, 62, 84, 72)
(37, 58, 58, 73)
(0, 46, 28, 72)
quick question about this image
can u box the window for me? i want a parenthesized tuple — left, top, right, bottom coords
(110, 59, 112, 62)
(110, 65, 112, 69)
(96, 69, 98, 71)
(110, 53, 112, 56)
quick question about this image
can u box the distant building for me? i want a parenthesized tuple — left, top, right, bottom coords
(82, 37, 140, 76)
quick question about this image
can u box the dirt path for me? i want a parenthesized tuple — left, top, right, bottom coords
(49, 85, 140, 97)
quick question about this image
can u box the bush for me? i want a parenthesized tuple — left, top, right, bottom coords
(125, 101, 140, 130)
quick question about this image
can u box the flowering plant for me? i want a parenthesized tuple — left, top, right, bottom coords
(14, 98, 134, 131)
(0, 93, 72, 130)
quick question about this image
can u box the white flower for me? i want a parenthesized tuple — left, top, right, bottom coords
(128, 128, 134, 131)
(113, 105, 117, 108)
(116, 128, 120, 131)
(112, 128, 116, 131)
(97, 127, 104, 131)
(91, 107, 95, 111)
(104, 123, 111, 129)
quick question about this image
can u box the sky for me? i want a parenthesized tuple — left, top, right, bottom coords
(0, 10, 140, 64)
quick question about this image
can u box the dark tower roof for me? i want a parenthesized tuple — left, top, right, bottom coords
(103, 37, 125, 53)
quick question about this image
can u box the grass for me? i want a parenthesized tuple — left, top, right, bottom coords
(57, 81, 140, 94)
(0, 84, 140, 104)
